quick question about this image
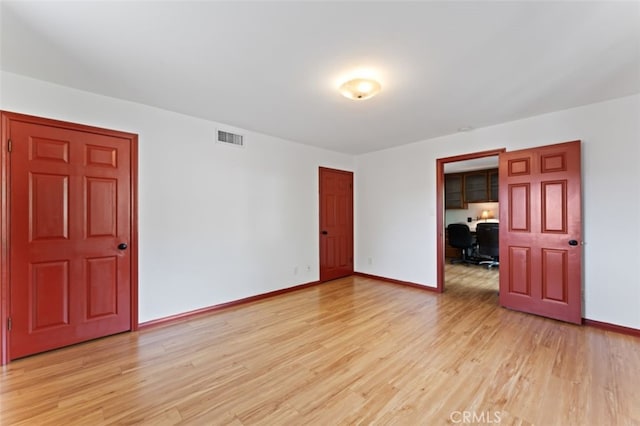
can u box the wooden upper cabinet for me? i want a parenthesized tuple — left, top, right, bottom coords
(488, 169, 499, 201)
(445, 174, 464, 209)
(464, 171, 488, 203)
(445, 168, 499, 208)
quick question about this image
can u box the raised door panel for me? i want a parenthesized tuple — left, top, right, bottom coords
(508, 184, 530, 232)
(86, 177, 118, 238)
(541, 181, 567, 233)
(86, 144, 117, 168)
(30, 137, 70, 163)
(507, 246, 531, 296)
(30, 173, 69, 241)
(30, 261, 70, 330)
(86, 257, 118, 319)
(508, 157, 531, 176)
(541, 249, 568, 303)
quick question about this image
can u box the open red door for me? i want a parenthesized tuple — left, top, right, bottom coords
(499, 140, 582, 324)
(319, 167, 353, 282)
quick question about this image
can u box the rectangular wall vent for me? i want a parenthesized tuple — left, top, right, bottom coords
(217, 130, 244, 147)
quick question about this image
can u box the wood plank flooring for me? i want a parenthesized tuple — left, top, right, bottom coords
(1, 268, 639, 425)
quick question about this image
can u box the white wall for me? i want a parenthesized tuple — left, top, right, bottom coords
(355, 94, 640, 329)
(0, 71, 354, 322)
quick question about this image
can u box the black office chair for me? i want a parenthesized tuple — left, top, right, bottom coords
(476, 222, 499, 269)
(447, 223, 476, 265)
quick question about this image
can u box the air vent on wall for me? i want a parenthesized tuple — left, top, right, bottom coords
(217, 130, 244, 147)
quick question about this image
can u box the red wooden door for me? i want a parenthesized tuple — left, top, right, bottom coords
(499, 140, 582, 324)
(319, 167, 353, 282)
(8, 115, 133, 359)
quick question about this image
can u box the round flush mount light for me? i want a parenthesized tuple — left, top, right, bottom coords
(339, 78, 382, 100)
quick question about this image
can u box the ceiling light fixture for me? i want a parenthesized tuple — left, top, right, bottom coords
(339, 78, 382, 100)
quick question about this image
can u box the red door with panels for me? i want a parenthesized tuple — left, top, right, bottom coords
(3, 112, 136, 360)
(499, 140, 582, 324)
(319, 167, 354, 282)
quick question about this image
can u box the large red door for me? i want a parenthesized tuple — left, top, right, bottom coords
(319, 167, 353, 282)
(499, 140, 582, 324)
(6, 113, 135, 359)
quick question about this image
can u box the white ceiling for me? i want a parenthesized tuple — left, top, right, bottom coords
(1, 1, 639, 155)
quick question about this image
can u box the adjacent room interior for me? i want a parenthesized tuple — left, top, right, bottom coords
(443, 155, 500, 299)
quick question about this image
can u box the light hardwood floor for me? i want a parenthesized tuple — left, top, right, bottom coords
(1, 270, 639, 425)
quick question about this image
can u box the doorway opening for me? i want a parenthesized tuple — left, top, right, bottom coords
(436, 149, 505, 295)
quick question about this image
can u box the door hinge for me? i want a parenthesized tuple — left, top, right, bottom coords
(7, 317, 11, 331)
(7, 139, 12, 152)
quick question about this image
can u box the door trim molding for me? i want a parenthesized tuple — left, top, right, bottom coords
(436, 148, 506, 293)
(583, 319, 640, 338)
(0, 111, 139, 364)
